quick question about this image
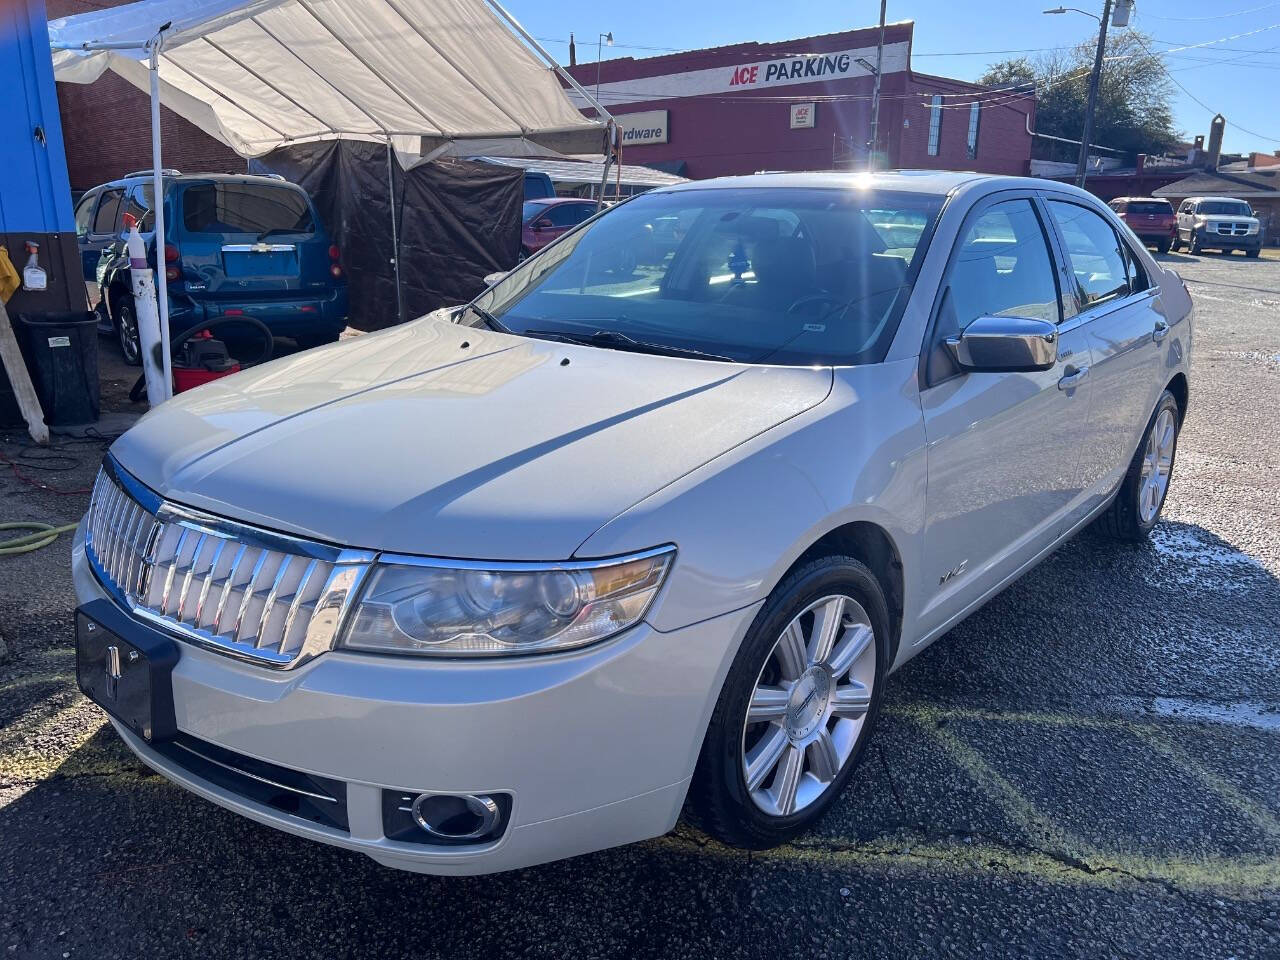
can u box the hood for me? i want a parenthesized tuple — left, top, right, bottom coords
(111, 316, 832, 560)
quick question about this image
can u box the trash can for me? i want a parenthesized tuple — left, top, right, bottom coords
(14, 312, 100, 427)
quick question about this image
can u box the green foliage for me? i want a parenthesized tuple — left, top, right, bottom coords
(980, 31, 1180, 162)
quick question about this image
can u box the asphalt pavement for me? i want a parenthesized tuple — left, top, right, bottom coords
(2, 251, 1278, 959)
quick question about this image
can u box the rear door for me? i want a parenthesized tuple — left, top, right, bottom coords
(83, 188, 123, 285)
(1043, 197, 1163, 519)
(177, 181, 320, 299)
(917, 193, 1094, 636)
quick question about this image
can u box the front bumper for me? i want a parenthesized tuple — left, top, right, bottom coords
(73, 531, 757, 874)
(1193, 227, 1261, 251)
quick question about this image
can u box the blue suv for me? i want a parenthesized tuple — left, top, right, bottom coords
(73, 171, 348, 363)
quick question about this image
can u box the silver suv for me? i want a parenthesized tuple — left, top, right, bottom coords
(1174, 195, 1262, 256)
(73, 172, 1193, 874)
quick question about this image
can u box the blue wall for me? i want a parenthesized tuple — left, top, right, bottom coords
(0, 0, 75, 234)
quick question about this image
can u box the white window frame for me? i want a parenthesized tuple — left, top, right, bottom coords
(966, 102, 981, 160)
(927, 96, 943, 157)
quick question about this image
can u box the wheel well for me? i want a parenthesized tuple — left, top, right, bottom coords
(792, 522, 905, 665)
(1166, 372, 1189, 424)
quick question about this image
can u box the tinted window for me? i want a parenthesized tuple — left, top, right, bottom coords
(74, 194, 96, 238)
(1125, 200, 1172, 215)
(123, 184, 154, 233)
(93, 189, 123, 234)
(945, 198, 1060, 331)
(544, 203, 595, 228)
(475, 187, 943, 366)
(181, 183, 314, 235)
(1198, 200, 1252, 216)
(1047, 200, 1129, 310)
(523, 201, 547, 221)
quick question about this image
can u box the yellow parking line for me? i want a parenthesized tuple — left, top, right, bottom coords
(1140, 729, 1280, 842)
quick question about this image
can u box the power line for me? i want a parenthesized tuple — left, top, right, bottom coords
(1139, 0, 1280, 21)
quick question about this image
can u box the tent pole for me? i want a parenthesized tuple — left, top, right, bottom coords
(147, 31, 173, 399)
(387, 140, 403, 325)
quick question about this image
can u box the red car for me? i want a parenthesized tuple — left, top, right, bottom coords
(1108, 197, 1177, 254)
(521, 198, 597, 259)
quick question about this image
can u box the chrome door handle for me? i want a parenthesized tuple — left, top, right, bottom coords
(1058, 366, 1090, 390)
(1153, 319, 1170, 343)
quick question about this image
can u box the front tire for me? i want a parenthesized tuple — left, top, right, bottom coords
(1246, 248, 1261, 259)
(1189, 234, 1203, 255)
(691, 555, 888, 849)
(1098, 390, 1180, 542)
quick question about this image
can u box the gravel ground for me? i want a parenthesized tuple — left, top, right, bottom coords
(2, 252, 1279, 959)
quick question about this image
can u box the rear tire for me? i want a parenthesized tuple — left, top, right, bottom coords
(113, 293, 142, 366)
(1097, 390, 1180, 542)
(691, 555, 888, 849)
(1156, 239, 1170, 255)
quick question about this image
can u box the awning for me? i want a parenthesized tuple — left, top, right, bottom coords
(48, 0, 610, 158)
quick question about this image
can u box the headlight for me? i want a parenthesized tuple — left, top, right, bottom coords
(339, 547, 674, 657)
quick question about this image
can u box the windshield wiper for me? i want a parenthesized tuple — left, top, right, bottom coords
(521, 328, 732, 362)
(460, 302, 509, 333)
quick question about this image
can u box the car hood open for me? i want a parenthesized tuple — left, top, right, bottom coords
(110, 316, 833, 560)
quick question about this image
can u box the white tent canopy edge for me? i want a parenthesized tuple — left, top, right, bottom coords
(49, 0, 615, 395)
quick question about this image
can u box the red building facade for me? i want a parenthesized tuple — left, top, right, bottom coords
(564, 22, 1034, 180)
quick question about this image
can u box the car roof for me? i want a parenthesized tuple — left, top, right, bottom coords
(647, 170, 1110, 201)
(97, 172, 303, 190)
(526, 197, 595, 206)
(1112, 196, 1171, 203)
(1188, 196, 1251, 203)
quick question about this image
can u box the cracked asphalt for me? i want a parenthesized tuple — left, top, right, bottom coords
(2, 252, 1279, 959)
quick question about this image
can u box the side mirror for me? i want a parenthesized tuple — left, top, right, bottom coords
(483, 271, 507, 286)
(946, 315, 1057, 373)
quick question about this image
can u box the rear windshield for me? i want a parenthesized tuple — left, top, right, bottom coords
(1124, 201, 1172, 215)
(476, 187, 944, 366)
(182, 182, 315, 235)
(1199, 200, 1252, 216)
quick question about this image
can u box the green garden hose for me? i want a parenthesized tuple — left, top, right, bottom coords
(0, 521, 79, 556)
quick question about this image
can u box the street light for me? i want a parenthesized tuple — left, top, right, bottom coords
(596, 31, 613, 104)
(1044, 1, 1114, 188)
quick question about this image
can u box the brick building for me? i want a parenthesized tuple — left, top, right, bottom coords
(47, 0, 245, 193)
(563, 22, 1035, 180)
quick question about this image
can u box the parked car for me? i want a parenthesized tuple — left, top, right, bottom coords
(1108, 196, 1176, 253)
(521, 197, 598, 258)
(1173, 195, 1262, 256)
(522, 171, 556, 200)
(74, 171, 1192, 875)
(72, 171, 347, 363)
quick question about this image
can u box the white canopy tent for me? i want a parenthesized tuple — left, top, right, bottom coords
(48, 0, 613, 394)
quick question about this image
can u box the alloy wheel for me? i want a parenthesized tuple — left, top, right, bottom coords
(1138, 407, 1176, 524)
(117, 301, 141, 364)
(740, 594, 876, 817)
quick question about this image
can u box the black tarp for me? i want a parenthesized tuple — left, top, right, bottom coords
(250, 141, 522, 331)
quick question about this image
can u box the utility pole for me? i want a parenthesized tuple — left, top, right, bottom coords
(1076, 0, 1112, 188)
(869, 0, 887, 171)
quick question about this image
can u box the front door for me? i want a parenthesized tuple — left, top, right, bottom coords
(1043, 198, 1163, 519)
(917, 194, 1094, 639)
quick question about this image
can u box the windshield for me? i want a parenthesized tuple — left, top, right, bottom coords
(474, 187, 943, 366)
(1199, 200, 1252, 216)
(182, 182, 315, 235)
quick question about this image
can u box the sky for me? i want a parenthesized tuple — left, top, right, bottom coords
(505, 0, 1280, 157)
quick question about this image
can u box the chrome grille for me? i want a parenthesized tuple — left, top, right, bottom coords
(85, 462, 373, 669)
(1214, 222, 1250, 236)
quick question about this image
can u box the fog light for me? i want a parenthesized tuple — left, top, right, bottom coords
(410, 792, 501, 840)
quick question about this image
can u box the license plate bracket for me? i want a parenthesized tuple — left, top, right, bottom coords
(75, 599, 180, 742)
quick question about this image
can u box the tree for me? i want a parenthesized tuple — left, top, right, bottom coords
(981, 32, 1179, 162)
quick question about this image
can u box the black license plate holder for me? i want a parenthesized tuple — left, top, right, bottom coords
(75, 599, 179, 742)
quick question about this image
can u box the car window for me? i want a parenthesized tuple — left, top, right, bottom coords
(122, 184, 155, 233)
(181, 182, 314, 235)
(1197, 200, 1252, 216)
(543, 203, 594, 228)
(944, 198, 1060, 331)
(1046, 200, 1130, 312)
(475, 187, 943, 366)
(73, 194, 96, 238)
(1125, 200, 1172, 215)
(1123, 243, 1149, 293)
(92, 189, 123, 235)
